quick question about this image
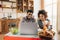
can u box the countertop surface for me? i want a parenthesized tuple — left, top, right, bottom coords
(5, 32, 39, 38)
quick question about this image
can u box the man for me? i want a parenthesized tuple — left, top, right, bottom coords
(22, 10, 35, 22)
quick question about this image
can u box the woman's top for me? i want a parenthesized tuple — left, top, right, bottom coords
(38, 19, 50, 29)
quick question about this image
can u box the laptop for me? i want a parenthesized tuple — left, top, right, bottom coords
(20, 22, 38, 35)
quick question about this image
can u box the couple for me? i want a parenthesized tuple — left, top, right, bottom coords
(21, 10, 55, 40)
(22, 10, 50, 30)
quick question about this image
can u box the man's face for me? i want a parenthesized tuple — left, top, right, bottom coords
(27, 12, 33, 18)
(39, 14, 45, 20)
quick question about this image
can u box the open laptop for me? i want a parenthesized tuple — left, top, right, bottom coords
(20, 22, 38, 35)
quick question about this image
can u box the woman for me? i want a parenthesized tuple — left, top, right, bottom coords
(38, 10, 50, 30)
(38, 10, 53, 40)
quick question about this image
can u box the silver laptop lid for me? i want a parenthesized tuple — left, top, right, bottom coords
(20, 22, 38, 35)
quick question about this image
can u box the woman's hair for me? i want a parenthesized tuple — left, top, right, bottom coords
(38, 10, 48, 18)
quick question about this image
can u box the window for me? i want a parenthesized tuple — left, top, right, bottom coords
(44, 0, 57, 40)
(44, 0, 57, 31)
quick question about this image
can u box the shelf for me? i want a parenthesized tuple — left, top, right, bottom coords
(3, 7, 16, 9)
(0, 0, 16, 9)
(0, 7, 16, 9)
(23, 5, 27, 7)
(17, 0, 34, 13)
(29, 0, 33, 1)
(28, 6, 33, 7)
(0, 0, 16, 3)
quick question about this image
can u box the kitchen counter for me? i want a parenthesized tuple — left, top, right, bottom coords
(4, 32, 41, 40)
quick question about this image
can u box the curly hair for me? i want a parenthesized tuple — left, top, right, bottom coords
(38, 10, 48, 18)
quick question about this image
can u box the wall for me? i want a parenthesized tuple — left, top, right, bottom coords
(57, 0, 60, 40)
(57, 0, 60, 31)
(34, 0, 41, 18)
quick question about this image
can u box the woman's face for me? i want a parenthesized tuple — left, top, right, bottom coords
(39, 14, 45, 20)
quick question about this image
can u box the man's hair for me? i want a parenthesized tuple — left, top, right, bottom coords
(27, 10, 33, 13)
(38, 10, 48, 18)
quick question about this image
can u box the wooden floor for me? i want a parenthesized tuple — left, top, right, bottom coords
(0, 34, 5, 40)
